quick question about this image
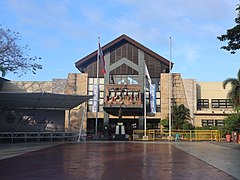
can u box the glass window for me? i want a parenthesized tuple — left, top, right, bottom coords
(202, 120, 225, 127)
(211, 99, 232, 109)
(99, 92, 104, 98)
(197, 99, 209, 110)
(215, 120, 224, 126)
(110, 75, 139, 85)
(99, 78, 104, 84)
(88, 100, 92, 105)
(89, 78, 94, 84)
(88, 85, 93, 91)
(202, 120, 214, 126)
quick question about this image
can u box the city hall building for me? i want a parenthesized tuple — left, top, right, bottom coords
(0, 35, 233, 138)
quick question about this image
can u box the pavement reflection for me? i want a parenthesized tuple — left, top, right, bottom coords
(0, 142, 237, 180)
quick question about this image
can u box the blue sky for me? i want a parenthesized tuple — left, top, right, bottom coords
(1, 0, 239, 82)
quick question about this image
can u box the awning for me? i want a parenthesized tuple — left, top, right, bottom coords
(0, 92, 92, 110)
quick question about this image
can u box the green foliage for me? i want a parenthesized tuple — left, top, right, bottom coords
(172, 104, 191, 130)
(182, 122, 195, 130)
(222, 68, 240, 111)
(217, 4, 240, 54)
(160, 119, 169, 127)
(216, 114, 240, 136)
(225, 113, 240, 132)
(0, 25, 42, 77)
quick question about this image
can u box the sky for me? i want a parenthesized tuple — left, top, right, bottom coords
(1, 0, 240, 82)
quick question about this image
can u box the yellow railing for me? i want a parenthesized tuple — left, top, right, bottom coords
(133, 129, 222, 141)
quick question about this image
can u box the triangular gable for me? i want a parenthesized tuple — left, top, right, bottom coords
(75, 34, 173, 72)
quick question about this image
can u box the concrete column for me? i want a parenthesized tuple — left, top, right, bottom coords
(138, 49, 144, 130)
(104, 52, 110, 126)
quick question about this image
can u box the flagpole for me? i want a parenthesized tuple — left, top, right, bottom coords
(144, 63, 147, 137)
(95, 37, 100, 136)
(168, 37, 172, 139)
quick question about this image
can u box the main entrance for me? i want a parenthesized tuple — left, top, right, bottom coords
(86, 118, 160, 140)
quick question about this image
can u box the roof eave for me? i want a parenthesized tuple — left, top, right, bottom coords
(75, 34, 173, 69)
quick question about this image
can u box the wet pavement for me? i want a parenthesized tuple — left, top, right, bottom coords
(0, 141, 238, 180)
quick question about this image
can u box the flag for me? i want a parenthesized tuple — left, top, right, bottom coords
(144, 62, 151, 84)
(98, 41, 106, 74)
(92, 84, 99, 112)
(150, 84, 156, 114)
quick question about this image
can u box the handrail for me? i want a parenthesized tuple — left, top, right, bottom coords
(133, 129, 222, 141)
(0, 131, 77, 143)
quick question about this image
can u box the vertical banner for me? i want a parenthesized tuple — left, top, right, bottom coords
(92, 84, 99, 112)
(150, 84, 156, 114)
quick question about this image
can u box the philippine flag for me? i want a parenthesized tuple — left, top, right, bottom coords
(98, 41, 106, 74)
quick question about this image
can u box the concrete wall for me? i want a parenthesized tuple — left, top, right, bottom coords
(196, 82, 230, 99)
(194, 81, 233, 127)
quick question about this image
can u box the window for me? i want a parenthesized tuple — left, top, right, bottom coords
(215, 120, 224, 126)
(87, 78, 104, 112)
(110, 75, 139, 85)
(202, 120, 214, 126)
(201, 120, 225, 127)
(211, 99, 232, 109)
(197, 99, 209, 110)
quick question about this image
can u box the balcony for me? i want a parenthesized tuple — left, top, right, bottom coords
(103, 84, 143, 116)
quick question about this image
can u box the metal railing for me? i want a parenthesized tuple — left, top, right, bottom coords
(133, 129, 222, 141)
(0, 132, 77, 143)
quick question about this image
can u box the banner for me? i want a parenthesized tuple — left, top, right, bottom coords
(150, 84, 156, 114)
(144, 62, 151, 84)
(92, 84, 99, 112)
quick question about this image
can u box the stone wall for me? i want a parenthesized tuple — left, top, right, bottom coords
(160, 73, 192, 120)
(10, 81, 53, 92)
(64, 73, 88, 133)
(182, 79, 197, 121)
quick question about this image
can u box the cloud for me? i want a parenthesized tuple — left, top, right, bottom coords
(179, 44, 201, 63)
(199, 23, 225, 37)
(112, 0, 238, 36)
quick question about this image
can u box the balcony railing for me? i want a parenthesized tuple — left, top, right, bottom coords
(104, 84, 142, 108)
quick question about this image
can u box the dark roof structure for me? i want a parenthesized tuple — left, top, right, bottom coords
(0, 92, 92, 110)
(75, 34, 173, 74)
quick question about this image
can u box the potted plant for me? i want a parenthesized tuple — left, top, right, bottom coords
(226, 129, 231, 142)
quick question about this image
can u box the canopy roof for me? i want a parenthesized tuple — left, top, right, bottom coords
(0, 92, 92, 110)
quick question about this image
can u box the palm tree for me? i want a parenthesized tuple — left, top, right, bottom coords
(222, 68, 240, 112)
(172, 104, 191, 129)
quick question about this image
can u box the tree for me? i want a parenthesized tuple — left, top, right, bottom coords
(221, 113, 240, 136)
(217, 4, 240, 54)
(222, 68, 240, 112)
(0, 25, 42, 77)
(225, 114, 240, 132)
(172, 104, 191, 130)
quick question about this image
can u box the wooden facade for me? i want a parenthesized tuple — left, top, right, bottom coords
(75, 34, 173, 78)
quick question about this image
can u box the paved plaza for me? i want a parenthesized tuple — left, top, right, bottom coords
(0, 141, 239, 180)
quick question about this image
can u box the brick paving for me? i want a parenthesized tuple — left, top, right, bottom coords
(0, 142, 238, 180)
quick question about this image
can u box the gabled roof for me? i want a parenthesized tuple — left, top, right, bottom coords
(75, 34, 173, 72)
